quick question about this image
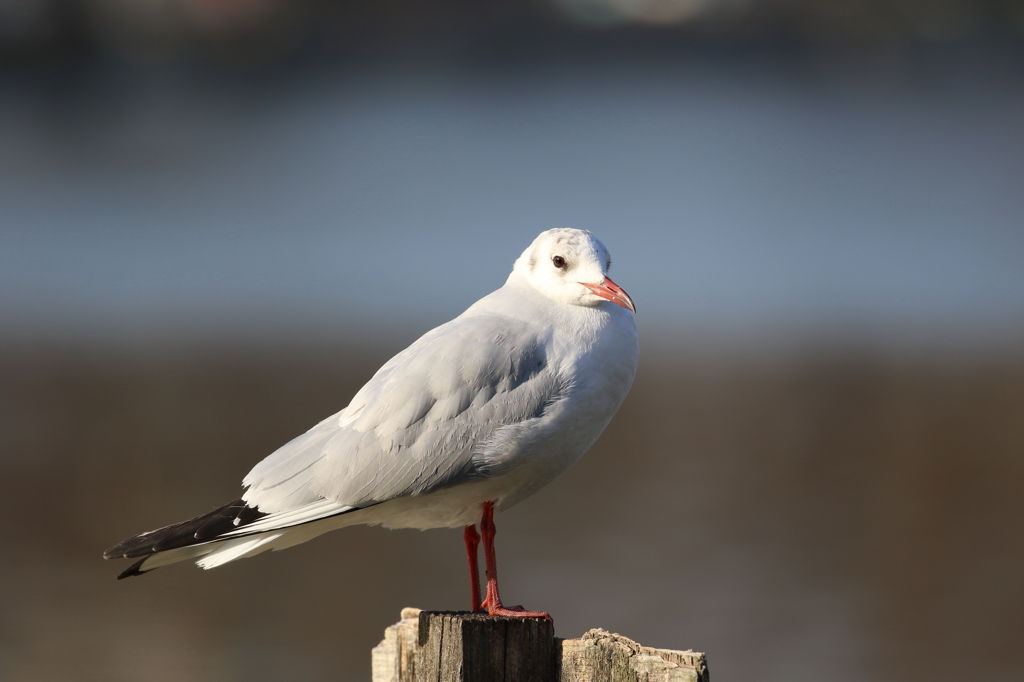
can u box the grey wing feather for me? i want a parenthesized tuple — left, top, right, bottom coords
(242, 314, 562, 513)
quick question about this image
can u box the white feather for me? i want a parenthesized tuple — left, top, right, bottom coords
(223, 499, 355, 537)
(196, 532, 286, 569)
(138, 543, 224, 572)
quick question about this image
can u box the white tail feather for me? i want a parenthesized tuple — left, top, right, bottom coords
(137, 542, 224, 573)
(196, 532, 287, 569)
(225, 499, 354, 537)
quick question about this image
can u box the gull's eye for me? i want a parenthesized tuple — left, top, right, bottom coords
(552, 255, 566, 269)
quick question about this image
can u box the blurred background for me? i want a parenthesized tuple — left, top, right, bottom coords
(2, 1, 1023, 681)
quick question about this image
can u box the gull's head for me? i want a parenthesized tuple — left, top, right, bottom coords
(512, 228, 635, 313)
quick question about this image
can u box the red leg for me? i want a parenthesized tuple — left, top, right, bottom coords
(463, 524, 483, 612)
(479, 501, 550, 619)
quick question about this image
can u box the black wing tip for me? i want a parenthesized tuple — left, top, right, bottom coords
(103, 498, 262, 561)
(105, 498, 365, 580)
(103, 537, 147, 560)
(105, 498, 273, 579)
(103, 529, 172, 560)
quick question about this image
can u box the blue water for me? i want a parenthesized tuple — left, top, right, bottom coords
(2, 56, 1022, 350)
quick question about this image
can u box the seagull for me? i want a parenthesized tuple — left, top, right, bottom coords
(104, 228, 638, 618)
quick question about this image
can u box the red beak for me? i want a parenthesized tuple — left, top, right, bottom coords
(583, 277, 636, 314)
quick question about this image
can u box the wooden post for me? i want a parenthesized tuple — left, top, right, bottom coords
(372, 609, 708, 682)
(558, 629, 708, 682)
(417, 611, 556, 682)
(373, 607, 423, 682)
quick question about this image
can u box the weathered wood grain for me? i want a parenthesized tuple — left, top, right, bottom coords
(557, 629, 708, 682)
(416, 611, 556, 682)
(372, 609, 708, 682)
(372, 607, 422, 682)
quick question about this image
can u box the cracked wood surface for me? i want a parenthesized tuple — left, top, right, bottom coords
(372, 609, 708, 682)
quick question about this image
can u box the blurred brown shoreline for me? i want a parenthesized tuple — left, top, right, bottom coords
(1, 340, 1021, 681)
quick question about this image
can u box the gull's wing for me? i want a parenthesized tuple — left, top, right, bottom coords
(241, 312, 565, 515)
(105, 308, 567, 577)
